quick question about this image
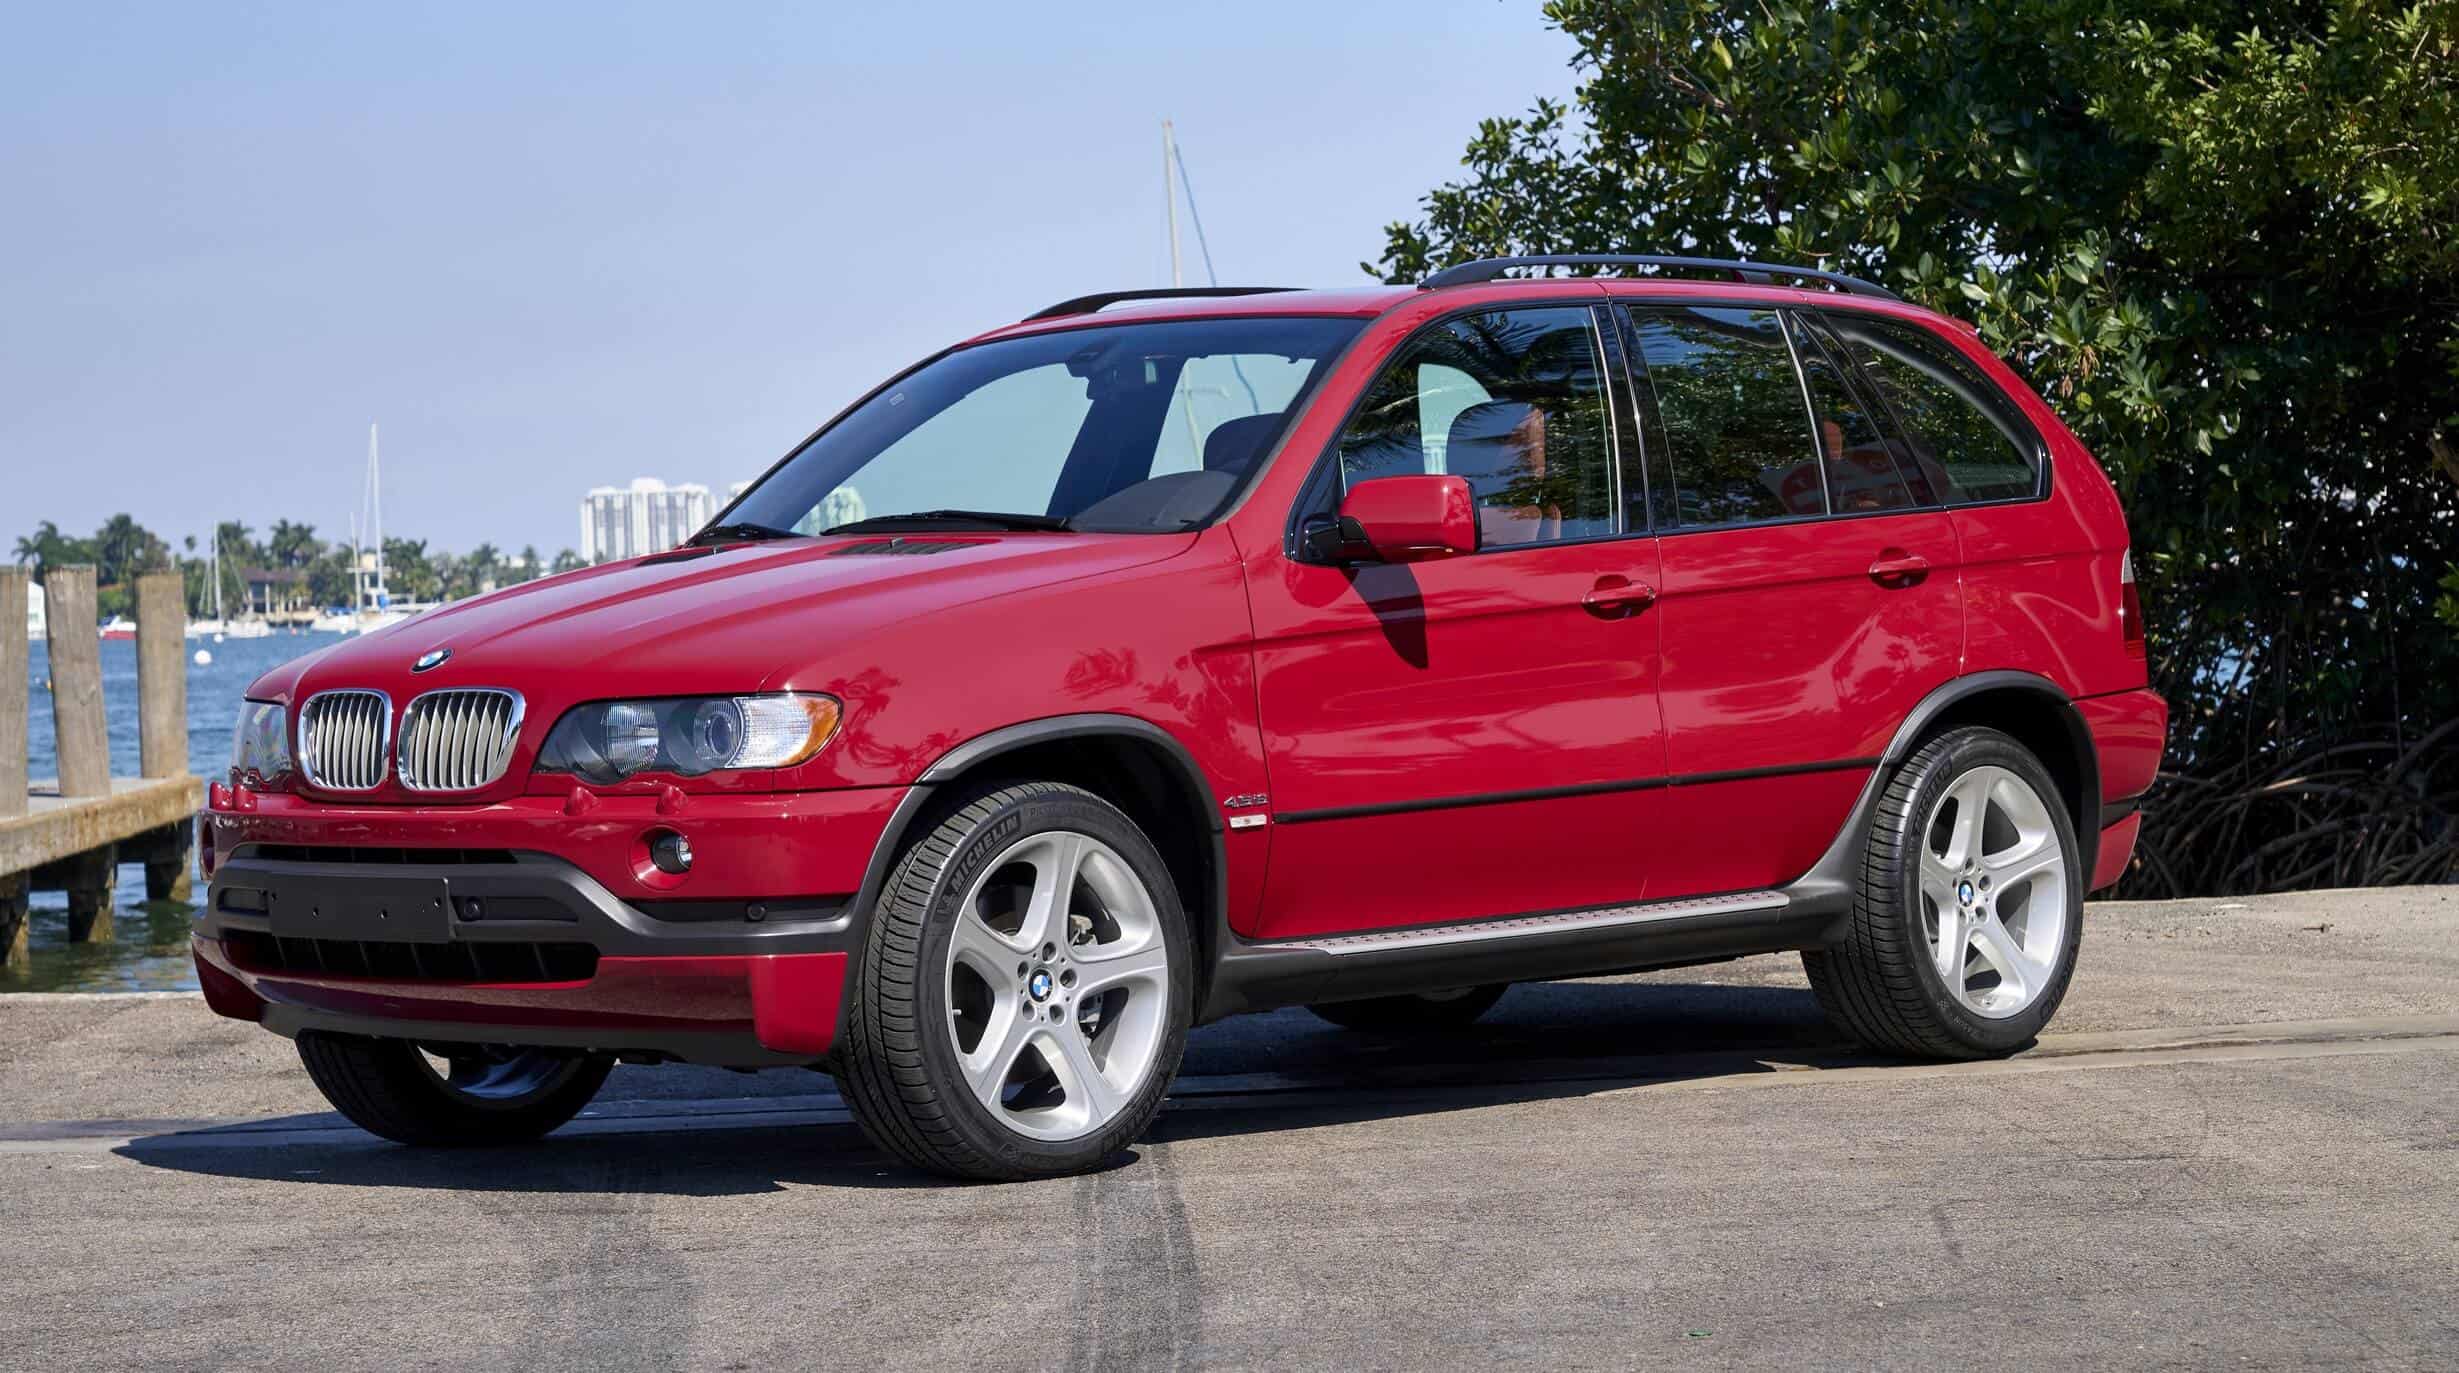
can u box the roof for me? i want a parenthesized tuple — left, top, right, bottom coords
(970, 274, 1950, 347)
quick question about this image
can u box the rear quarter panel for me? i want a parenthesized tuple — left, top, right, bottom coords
(1933, 327, 2147, 701)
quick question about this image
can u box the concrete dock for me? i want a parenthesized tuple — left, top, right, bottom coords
(1, 887, 2451, 1370)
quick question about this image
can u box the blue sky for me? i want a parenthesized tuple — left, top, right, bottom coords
(0, 2, 1578, 558)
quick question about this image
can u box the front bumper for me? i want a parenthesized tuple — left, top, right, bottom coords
(193, 786, 907, 1065)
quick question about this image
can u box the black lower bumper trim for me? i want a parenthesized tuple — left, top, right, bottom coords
(204, 849, 857, 960)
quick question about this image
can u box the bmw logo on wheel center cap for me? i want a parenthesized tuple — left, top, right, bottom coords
(1028, 970, 1053, 1001)
(412, 647, 452, 672)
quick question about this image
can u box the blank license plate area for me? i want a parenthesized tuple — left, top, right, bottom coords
(267, 873, 453, 943)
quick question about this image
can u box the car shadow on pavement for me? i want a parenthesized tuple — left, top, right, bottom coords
(113, 981, 1880, 1195)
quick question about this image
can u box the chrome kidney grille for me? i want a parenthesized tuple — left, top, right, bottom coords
(297, 690, 392, 791)
(397, 689, 525, 793)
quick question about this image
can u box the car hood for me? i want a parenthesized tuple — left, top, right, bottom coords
(254, 532, 1196, 704)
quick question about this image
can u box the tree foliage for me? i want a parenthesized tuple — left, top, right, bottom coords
(1375, 0, 2459, 892)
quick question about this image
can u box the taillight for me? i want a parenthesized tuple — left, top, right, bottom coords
(2118, 550, 2147, 659)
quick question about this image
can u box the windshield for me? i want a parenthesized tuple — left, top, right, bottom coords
(723, 315, 1365, 536)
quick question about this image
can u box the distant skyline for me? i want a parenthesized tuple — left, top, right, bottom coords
(1, 3, 1577, 557)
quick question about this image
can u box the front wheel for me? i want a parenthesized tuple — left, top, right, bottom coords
(296, 1033, 612, 1145)
(838, 781, 1193, 1181)
(1803, 725, 2083, 1060)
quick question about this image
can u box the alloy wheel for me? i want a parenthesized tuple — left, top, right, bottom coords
(942, 830, 1172, 1141)
(1919, 765, 2071, 1019)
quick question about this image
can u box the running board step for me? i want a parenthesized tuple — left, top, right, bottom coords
(1285, 890, 1790, 957)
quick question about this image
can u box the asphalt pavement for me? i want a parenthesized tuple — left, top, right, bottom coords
(2, 887, 2454, 1370)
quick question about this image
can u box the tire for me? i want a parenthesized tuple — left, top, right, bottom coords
(1803, 725, 2084, 1060)
(838, 781, 1194, 1182)
(296, 1033, 612, 1145)
(1307, 984, 1509, 1031)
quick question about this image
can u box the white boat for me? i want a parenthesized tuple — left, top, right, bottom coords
(223, 618, 274, 639)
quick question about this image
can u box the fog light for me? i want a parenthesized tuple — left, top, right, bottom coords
(648, 830, 694, 876)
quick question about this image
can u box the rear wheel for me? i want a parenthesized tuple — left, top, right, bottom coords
(838, 781, 1193, 1181)
(296, 1033, 612, 1145)
(1804, 726, 2082, 1059)
(1307, 984, 1509, 1031)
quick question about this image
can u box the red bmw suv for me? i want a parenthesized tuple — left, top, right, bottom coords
(197, 255, 2166, 1180)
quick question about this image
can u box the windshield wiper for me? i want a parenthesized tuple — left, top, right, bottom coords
(823, 509, 1073, 534)
(686, 521, 802, 547)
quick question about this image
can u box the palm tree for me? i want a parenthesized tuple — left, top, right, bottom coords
(11, 521, 60, 567)
(268, 520, 322, 569)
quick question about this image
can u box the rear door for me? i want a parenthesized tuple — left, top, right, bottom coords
(1620, 302, 1963, 898)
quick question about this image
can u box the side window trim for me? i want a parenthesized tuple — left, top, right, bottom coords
(1586, 304, 1634, 537)
(1596, 303, 1653, 534)
(1774, 310, 1836, 518)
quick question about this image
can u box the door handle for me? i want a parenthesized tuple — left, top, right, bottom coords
(1867, 549, 1931, 585)
(1581, 575, 1656, 617)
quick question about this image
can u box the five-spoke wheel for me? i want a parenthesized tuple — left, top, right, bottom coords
(1918, 764, 2071, 1019)
(839, 781, 1192, 1181)
(1806, 725, 2083, 1058)
(945, 830, 1174, 1142)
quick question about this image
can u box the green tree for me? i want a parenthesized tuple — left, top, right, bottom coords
(518, 544, 543, 583)
(382, 537, 439, 602)
(11, 520, 92, 577)
(551, 547, 586, 575)
(1376, 0, 2459, 893)
(267, 520, 322, 569)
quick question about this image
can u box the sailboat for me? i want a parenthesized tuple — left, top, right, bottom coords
(341, 423, 436, 634)
(189, 525, 269, 638)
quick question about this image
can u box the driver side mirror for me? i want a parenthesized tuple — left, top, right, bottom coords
(1317, 474, 1478, 564)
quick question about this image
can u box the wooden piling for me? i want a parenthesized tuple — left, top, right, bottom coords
(61, 845, 117, 942)
(41, 567, 115, 940)
(2, 569, 24, 969)
(1, 568, 25, 822)
(0, 873, 25, 972)
(136, 570, 186, 781)
(44, 566, 111, 799)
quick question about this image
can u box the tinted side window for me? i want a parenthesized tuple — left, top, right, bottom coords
(1628, 307, 1823, 527)
(1333, 307, 1620, 548)
(1787, 314, 1916, 514)
(1822, 313, 2041, 503)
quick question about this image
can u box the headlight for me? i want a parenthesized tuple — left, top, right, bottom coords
(535, 694, 841, 784)
(231, 700, 291, 786)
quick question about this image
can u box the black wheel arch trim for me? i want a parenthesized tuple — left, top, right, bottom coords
(843, 714, 1231, 1037)
(1789, 670, 2100, 913)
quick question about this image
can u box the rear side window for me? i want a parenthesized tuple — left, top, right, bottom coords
(1331, 306, 1621, 548)
(1626, 307, 1823, 527)
(1788, 314, 1916, 514)
(1821, 313, 2042, 503)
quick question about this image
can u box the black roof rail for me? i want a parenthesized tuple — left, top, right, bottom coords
(1025, 286, 1301, 322)
(1421, 254, 1901, 301)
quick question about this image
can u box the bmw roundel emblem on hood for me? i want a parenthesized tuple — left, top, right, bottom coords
(412, 647, 452, 673)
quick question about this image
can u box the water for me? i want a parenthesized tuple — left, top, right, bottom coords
(11, 629, 344, 992)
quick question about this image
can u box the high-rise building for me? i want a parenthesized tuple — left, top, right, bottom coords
(580, 478, 716, 563)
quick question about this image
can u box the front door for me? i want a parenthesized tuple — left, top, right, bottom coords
(1242, 302, 1668, 940)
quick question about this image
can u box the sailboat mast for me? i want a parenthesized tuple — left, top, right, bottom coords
(369, 423, 384, 600)
(1163, 120, 1184, 289)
